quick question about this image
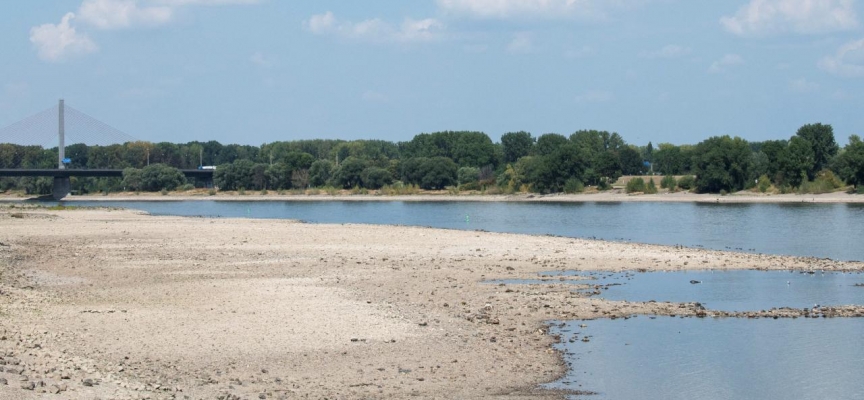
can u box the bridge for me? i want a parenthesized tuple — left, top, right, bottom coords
(0, 100, 212, 199)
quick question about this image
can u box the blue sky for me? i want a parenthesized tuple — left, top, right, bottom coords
(1, 0, 863, 146)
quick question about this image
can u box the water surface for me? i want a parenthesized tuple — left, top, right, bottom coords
(550, 317, 864, 400)
(57, 200, 864, 261)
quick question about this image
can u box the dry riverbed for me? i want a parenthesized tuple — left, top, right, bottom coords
(1, 206, 863, 399)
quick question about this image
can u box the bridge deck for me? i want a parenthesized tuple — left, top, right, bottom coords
(0, 169, 214, 178)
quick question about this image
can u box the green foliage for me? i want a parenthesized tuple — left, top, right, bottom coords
(626, 178, 647, 193)
(331, 157, 368, 189)
(798, 170, 844, 194)
(418, 157, 458, 190)
(691, 136, 752, 193)
(776, 136, 815, 187)
(122, 167, 143, 191)
(214, 159, 266, 191)
(457, 167, 480, 186)
(360, 167, 393, 189)
(677, 175, 696, 190)
(308, 160, 334, 188)
(208, 188, 216, 196)
(180, 183, 195, 191)
(534, 133, 569, 156)
(139, 164, 186, 192)
(757, 175, 772, 193)
(646, 179, 658, 194)
(501, 131, 534, 164)
(160, 188, 168, 196)
(238, 187, 246, 195)
(563, 178, 584, 194)
(660, 175, 677, 190)
(796, 123, 838, 173)
(834, 135, 864, 189)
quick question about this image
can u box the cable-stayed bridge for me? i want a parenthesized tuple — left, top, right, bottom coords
(0, 100, 212, 199)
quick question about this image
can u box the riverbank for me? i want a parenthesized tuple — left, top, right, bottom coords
(3, 188, 863, 204)
(1, 207, 863, 398)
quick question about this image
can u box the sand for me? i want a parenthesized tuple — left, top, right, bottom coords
(1, 205, 863, 399)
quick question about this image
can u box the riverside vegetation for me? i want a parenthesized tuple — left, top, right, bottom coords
(2, 123, 864, 196)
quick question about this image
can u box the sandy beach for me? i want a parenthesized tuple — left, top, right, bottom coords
(1, 205, 863, 399)
(1, 188, 861, 204)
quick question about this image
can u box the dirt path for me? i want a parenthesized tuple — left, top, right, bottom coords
(1, 206, 862, 399)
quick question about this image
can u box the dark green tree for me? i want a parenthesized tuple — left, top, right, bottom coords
(835, 135, 864, 189)
(361, 167, 393, 189)
(691, 136, 752, 193)
(332, 157, 368, 188)
(418, 157, 457, 189)
(796, 123, 838, 174)
(501, 131, 534, 164)
(308, 160, 334, 187)
(139, 164, 186, 191)
(534, 133, 569, 156)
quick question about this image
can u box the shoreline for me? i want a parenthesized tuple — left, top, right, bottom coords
(2, 207, 864, 398)
(2, 189, 863, 204)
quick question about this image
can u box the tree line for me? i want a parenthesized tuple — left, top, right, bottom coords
(1, 124, 863, 195)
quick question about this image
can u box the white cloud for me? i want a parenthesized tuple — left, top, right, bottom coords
(507, 32, 533, 53)
(640, 44, 691, 59)
(78, 0, 172, 29)
(721, 0, 858, 37)
(436, 0, 647, 20)
(789, 77, 820, 92)
(575, 90, 614, 103)
(819, 38, 864, 77)
(708, 53, 744, 73)
(29, 13, 99, 62)
(30, 0, 258, 61)
(304, 12, 445, 43)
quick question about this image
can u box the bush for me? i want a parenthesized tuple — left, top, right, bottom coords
(563, 178, 584, 194)
(180, 183, 195, 191)
(208, 188, 216, 196)
(798, 170, 844, 194)
(457, 167, 480, 186)
(757, 174, 772, 193)
(646, 179, 658, 194)
(625, 177, 647, 193)
(677, 175, 695, 190)
(660, 175, 677, 190)
(160, 188, 168, 196)
(238, 187, 246, 195)
(361, 167, 393, 189)
(260, 189, 268, 195)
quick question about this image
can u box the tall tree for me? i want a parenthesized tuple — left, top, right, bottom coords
(501, 131, 534, 164)
(795, 123, 838, 175)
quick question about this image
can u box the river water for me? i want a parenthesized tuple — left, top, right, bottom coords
(49, 199, 864, 399)
(65, 200, 864, 261)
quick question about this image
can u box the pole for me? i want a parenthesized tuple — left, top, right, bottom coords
(58, 99, 65, 170)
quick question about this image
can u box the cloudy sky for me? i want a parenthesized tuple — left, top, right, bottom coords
(1, 0, 863, 146)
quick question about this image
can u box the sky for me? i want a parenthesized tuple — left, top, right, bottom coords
(1, 0, 863, 146)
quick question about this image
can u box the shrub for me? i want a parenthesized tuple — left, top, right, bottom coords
(677, 175, 696, 190)
(757, 175, 772, 193)
(660, 175, 677, 190)
(260, 189, 268, 195)
(646, 179, 658, 194)
(208, 188, 216, 196)
(563, 178, 584, 194)
(238, 187, 246, 195)
(626, 177, 647, 193)
(180, 183, 195, 191)
(457, 167, 480, 186)
(160, 188, 168, 196)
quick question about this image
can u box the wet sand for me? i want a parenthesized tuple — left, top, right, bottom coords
(1, 206, 863, 398)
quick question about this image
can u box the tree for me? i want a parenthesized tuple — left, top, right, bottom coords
(776, 136, 815, 187)
(309, 160, 334, 187)
(121, 168, 143, 191)
(501, 131, 533, 164)
(361, 167, 392, 189)
(452, 132, 497, 167)
(418, 157, 457, 189)
(618, 146, 645, 175)
(534, 133, 569, 156)
(457, 167, 480, 186)
(835, 135, 864, 189)
(139, 164, 186, 191)
(332, 157, 367, 188)
(291, 169, 310, 189)
(796, 123, 838, 174)
(527, 143, 589, 193)
(691, 136, 752, 193)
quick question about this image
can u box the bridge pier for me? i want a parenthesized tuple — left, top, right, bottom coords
(52, 177, 71, 200)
